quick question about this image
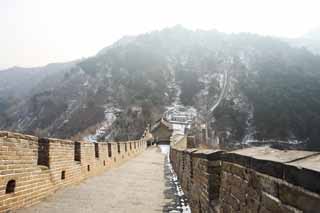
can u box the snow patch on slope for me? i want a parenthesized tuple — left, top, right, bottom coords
(83, 105, 120, 142)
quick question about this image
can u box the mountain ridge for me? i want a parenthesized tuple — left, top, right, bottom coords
(1, 26, 320, 149)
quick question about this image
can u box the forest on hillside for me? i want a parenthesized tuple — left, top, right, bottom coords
(1, 27, 320, 149)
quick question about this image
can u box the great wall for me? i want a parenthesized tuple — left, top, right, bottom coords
(170, 146, 320, 213)
(1, 130, 320, 212)
(0, 131, 148, 212)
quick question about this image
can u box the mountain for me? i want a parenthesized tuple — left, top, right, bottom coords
(287, 28, 320, 55)
(0, 61, 77, 130)
(1, 26, 320, 149)
(0, 62, 77, 98)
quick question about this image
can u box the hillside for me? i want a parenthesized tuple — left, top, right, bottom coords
(1, 26, 320, 149)
(287, 27, 320, 55)
(0, 62, 76, 98)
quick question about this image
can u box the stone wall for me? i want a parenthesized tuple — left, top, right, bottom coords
(0, 131, 147, 213)
(170, 146, 320, 213)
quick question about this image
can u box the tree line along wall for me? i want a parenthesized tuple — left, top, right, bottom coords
(170, 146, 320, 213)
(0, 131, 147, 213)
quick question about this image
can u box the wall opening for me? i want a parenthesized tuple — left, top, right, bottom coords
(125, 144, 127, 152)
(87, 165, 90, 172)
(182, 156, 185, 170)
(134, 142, 136, 149)
(5, 180, 16, 194)
(108, 143, 112, 157)
(103, 160, 106, 166)
(38, 138, 49, 167)
(61, 171, 66, 180)
(74, 142, 81, 162)
(130, 143, 132, 150)
(117, 143, 120, 153)
(94, 143, 99, 158)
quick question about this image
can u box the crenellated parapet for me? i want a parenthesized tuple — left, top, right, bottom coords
(0, 131, 147, 212)
(170, 146, 320, 213)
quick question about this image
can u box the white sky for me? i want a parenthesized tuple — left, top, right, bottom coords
(1, 0, 319, 69)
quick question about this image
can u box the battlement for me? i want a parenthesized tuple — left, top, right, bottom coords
(170, 146, 320, 213)
(0, 131, 147, 212)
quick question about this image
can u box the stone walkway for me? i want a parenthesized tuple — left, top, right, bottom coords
(15, 147, 187, 213)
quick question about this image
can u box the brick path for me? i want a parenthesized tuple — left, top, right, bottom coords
(15, 147, 184, 213)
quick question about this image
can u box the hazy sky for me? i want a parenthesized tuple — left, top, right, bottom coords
(1, 0, 319, 69)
